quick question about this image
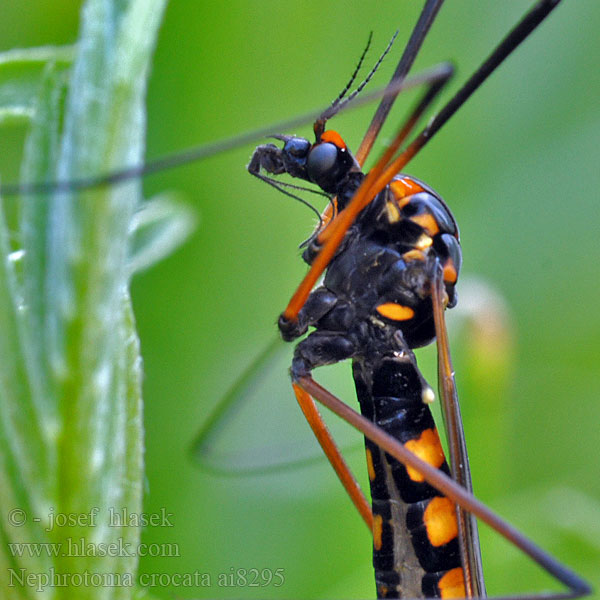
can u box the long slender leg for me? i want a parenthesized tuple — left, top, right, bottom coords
(290, 329, 376, 529)
(356, 0, 445, 166)
(378, 0, 564, 178)
(281, 0, 565, 326)
(315, 61, 453, 241)
(430, 264, 485, 599)
(293, 383, 373, 529)
(296, 374, 590, 600)
(282, 64, 453, 320)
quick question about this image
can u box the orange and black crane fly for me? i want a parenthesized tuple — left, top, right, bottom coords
(245, 0, 590, 598)
(2, 1, 592, 599)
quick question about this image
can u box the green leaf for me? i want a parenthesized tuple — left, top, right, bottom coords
(0, 46, 73, 126)
(0, 1, 169, 598)
(128, 194, 197, 275)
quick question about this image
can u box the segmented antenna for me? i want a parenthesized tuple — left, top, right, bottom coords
(328, 32, 373, 113)
(314, 30, 398, 139)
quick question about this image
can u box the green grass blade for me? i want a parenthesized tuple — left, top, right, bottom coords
(0, 0, 168, 598)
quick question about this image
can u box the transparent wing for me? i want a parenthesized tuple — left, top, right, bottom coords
(191, 336, 362, 474)
(431, 265, 486, 598)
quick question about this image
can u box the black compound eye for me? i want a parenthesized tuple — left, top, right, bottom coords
(284, 138, 311, 158)
(306, 142, 338, 182)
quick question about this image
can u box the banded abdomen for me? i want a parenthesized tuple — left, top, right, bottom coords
(353, 355, 466, 599)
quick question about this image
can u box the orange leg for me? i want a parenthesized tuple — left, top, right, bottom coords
(293, 382, 373, 530)
(294, 373, 589, 600)
(282, 69, 451, 323)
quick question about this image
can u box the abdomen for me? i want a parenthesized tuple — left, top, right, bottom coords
(353, 355, 466, 599)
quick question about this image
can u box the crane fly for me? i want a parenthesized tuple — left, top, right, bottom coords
(233, 1, 590, 597)
(1, 1, 596, 599)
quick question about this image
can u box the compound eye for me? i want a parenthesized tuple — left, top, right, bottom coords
(284, 138, 310, 158)
(306, 142, 338, 182)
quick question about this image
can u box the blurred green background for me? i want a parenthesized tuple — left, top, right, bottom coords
(1, 1, 599, 598)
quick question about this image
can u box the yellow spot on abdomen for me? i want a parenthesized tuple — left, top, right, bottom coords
(404, 428, 445, 482)
(438, 567, 466, 599)
(376, 303, 415, 321)
(372, 513, 383, 551)
(424, 496, 458, 547)
(366, 448, 376, 481)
